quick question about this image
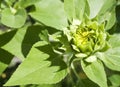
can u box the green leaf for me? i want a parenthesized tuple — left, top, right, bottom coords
(19, 0, 41, 8)
(105, 9, 116, 30)
(87, 0, 107, 18)
(109, 34, 120, 48)
(1, 27, 27, 60)
(39, 29, 49, 43)
(97, 0, 117, 29)
(30, 0, 68, 30)
(81, 60, 107, 87)
(109, 74, 120, 87)
(4, 41, 67, 86)
(98, 0, 116, 17)
(74, 0, 86, 20)
(1, 25, 44, 61)
(0, 48, 13, 74)
(64, 0, 75, 22)
(3, 0, 16, 6)
(83, 0, 90, 18)
(98, 47, 120, 71)
(0, 29, 17, 47)
(88, 0, 117, 22)
(59, 33, 72, 52)
(118, 0, 120, 5)
(64, 0, 86, 22)
(1, 8, 27, 28)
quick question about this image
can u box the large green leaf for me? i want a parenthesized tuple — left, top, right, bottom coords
(1, 25, 44, 61)
(64, 0, 87, 22)
(1, 8, 27, 28)
(1, 27, 27, 60)
(98, 47, 120, 71)
(87, 0, 106, 18)
(81, 60, 107, 87)
(74, 0, 86, 20)
(98, 0, 116, 17)
(64, 0, 75, 22)
(97, 34, 120, 71)
(98, 34, 120, 71)
(97, 0, 117, 29)
(30, 0, 68, 30)
(0, 49, 13, 74)
(87, 0, 116, 20)
(4, 41, 67, 86)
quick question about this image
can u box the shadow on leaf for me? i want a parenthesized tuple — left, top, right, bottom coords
(36, 44, 67, 71)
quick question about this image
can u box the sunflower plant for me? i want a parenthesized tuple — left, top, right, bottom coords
(0, 0, 120, 87)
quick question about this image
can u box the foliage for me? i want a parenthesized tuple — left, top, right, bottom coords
(0, 0, 120, 87)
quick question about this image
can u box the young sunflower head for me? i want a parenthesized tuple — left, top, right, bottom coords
(70, 20, 109, 56)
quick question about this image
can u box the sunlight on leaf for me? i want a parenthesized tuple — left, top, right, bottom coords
(81, 60, 107, 87)
(30, 0, 68, 30)
(4, 41, 67, 86)
(1, 8, 27, 28)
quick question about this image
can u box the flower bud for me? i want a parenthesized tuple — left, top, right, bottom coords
(70, 20, 109, 56)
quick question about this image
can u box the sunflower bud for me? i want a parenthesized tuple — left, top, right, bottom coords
(70, 20, 109, 56)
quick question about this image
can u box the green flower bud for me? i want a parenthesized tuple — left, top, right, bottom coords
(70, 20, 109, 56)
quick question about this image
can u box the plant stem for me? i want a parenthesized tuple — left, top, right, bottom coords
(68, 67, 76, 87)
(71, 60, 85, 87)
